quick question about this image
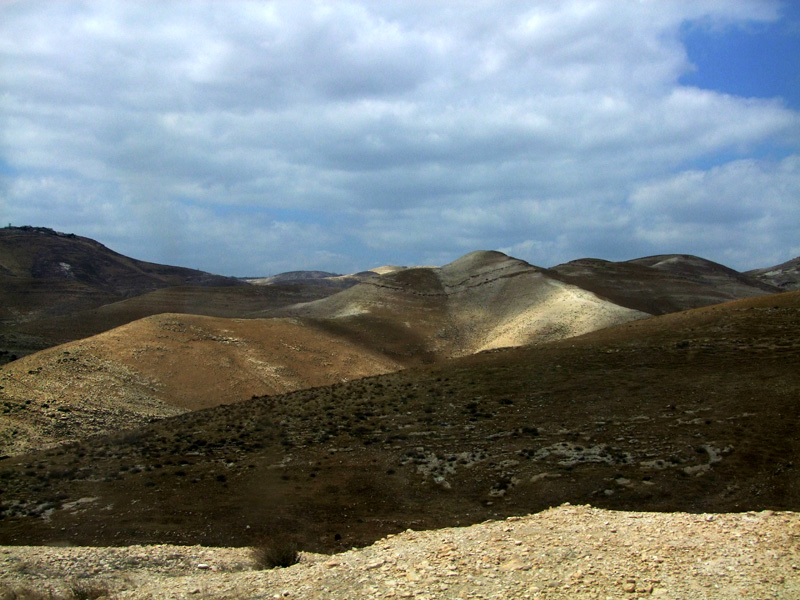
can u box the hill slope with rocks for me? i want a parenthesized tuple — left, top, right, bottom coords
(1, 283, 339, 360)
(0, 226, 244, 359)
(1, 291, 797, 551)
(550, 254, 779, 314)
(747, 255, 800, 290)
(0, 313, 406, 456)
(0, 226, 239, 318)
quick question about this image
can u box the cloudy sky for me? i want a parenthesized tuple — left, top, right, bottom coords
(2, 0, 799, 276)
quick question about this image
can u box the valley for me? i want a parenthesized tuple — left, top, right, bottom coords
(0, 226, 798, 598)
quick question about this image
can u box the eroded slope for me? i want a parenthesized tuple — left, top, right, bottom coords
(287, 251, 647, 356)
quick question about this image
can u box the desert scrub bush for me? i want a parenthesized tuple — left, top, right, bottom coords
(66, 581, 112, 600)
(251, 535, 301, 569)
(0, 580, 112, 600)
(0, 585, 50, 600)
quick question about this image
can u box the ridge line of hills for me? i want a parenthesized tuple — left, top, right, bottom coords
(1, 226, 798, 458)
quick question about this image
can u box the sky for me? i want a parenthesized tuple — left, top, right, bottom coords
(1, 1, 799, 277)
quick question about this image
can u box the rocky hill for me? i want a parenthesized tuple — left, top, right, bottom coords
(285, 250, 648, 357)
(0, 226, 243, 358)
(0, 313, 407, 455)
(1, 282, 339, 360)
(747, 255, 800, 290)
(0, 225, 239, 304)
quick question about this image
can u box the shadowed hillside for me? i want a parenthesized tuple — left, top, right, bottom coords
(0, 226, 245, 358)
(1, 283, 340, 359)
(550, 254, 778, 315)
(0, 226, 239, 316)
(1, 291, 797, 551)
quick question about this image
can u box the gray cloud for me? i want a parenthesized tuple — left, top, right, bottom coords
(1, 0, 798, 275)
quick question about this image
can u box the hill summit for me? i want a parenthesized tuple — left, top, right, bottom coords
(283, 250, 647, 356)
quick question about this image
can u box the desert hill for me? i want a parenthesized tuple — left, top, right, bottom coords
(1, 290, 797, 551)
(0, 226, 239, 317)
(629, 254, 778, 294)
(1, 282, 340, 360)
(1, 229, 396, 361)
(0, 251, 649, 456)
(0, 312, 408, 455)
(747, 255, 800, 290)
(0, 226, 248, 359)
(550, 253, 779, 314)
(284, 250, 648, 356)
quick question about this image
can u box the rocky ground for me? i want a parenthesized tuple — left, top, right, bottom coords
(1, 504, 798, 599)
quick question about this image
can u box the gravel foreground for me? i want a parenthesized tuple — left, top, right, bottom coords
(1, 504, 798, 599)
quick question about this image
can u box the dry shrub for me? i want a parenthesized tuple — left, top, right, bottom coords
(67, 581, 111, 600)
(251, 535, 301, 569)
(0, 581, 111, 600)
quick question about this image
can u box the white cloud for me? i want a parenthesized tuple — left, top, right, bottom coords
(1, 0, 798, 275)
(629, 154, 800, 268)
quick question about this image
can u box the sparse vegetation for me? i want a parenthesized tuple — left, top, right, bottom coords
(251, 536, 301, 569)
(0, 286, 798, 557)
(66, 582, 111, 600)
(0, 581, 112, 600)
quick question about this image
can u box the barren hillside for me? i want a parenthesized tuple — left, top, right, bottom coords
(0, 314, 405, 455)
(0, 226, 239, 322)
(1, 282, 339, 359)
(286, 251, 648, 356)
(0, 226, 246, 359)
(551, 254, 779, 314)
(1, 292, 797, 550)
(747, 255, 800, 290)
